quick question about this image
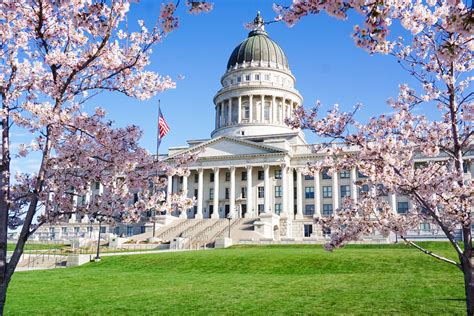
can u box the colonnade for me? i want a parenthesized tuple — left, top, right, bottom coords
(165, 166, 385, 220)
(215, 95, 298, 128)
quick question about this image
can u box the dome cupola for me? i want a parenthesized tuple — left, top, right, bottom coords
(211, 12, 304, 141)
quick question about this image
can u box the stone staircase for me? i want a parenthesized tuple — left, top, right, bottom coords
(16, 250, 67, 269)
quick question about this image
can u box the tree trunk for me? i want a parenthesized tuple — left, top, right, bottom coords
(463, 258, 474, 316)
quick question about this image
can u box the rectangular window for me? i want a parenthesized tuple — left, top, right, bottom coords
(340, 185, 350, 198)
(225, 188, 230, 199)
(95, 181, 100, 190)
(258, 186, 264, 198)
(304, 175, 314, 180)
(274, 169, 282, 179)
(305, 204, 315, 216)
(100, 226, 106, 234)
(420, 223, 431, 231)
(209, 188, 214, 199)
(62, 227, 67, 233)
(241, 187, 247, 198)
(74, 227, 80, 233)
(340, 170, 350, 179)
(243, 105, 250, 119)
(322, 227, 331, 236)
(275, 203, 282, 215)
(275, 186, 282, 197)
(241, 171, 247, 181)
(265, 74, 270, 81)
(322, 186, 332, 198)
(245, 74, 250, 81)
(322, 169, 332, 179)
(358, 171, 368, 178)
(210, 173, 214, 182)
(194, 173, 198, 183)
(258, 170, 264, 180)
(304, 224, 313, 237)
(397, 202, 409, 214)
(264, 104, 270, 120)
(359, 184, 369, 195)
(323, 204, 333, 216)
(225, 172, 230, 181)
(376, 184, 387, 196)
(126, 226, 133, 236)
(255, 74, 260, 80)
(258, 204, 264, 213)
(194, 189, 198, 198)
(305, 187, 314, 199)
(237, 76, 241, 83)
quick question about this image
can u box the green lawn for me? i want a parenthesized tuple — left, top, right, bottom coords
(7, 243, 65, 251)
(6, 243, 466, 315)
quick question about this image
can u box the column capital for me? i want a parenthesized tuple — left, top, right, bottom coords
(213, 167, 220, 173)
(246, 165, 253, 171)
(229, 166, 236, 172)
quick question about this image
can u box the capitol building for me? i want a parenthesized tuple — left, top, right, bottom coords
(31, 13, 470, 246)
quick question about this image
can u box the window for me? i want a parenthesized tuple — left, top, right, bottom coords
(242, 104, 250, 119)
(358, 171, 368, 178)
(179, 177, 183, 184)
(194, 173, 198, 183)
(322, 169, 332, 179)
(230, 79, 234, 84)
(322, 186, 332, 198)
(210, 173, 214, 182)
(304, 175, 314, 180)
(258, 204, 264, 213)
(305, 187, 314, 199)
(255, 74, 260, 80)
(463, 162, 469, 173)
(95, 181, 100, 190)
(258, 186, 264, 198)
(241, 187, 247, 198)
(258, 171, 264, 180)
(225, 188, 230, 199)
(100, 226, 106, 234)
(359, 184, 369, 194)
(62, 227, 67, 233)
(397, 202, 409, 214)
(245, 74, 250, 81)
(74, 227, 80, 233)
(340, 185, 350, 198)
(376, 184, 387, 196)
(275, 186, 282, 197)
(304, 224, 313, 237)
(265, 74, 270, 81)
(420, 223, 431, 231)
(126, 226, 133, 236)
(225, 172, 230, 181)
(237, 76, 241, 83)
(305, 204, 315, 216)
(322, 227, 331, 237)
(194, 189, 198, 198)
(340, 170, 350, 179)
(209, 188, 214, 199)
(323, 204, 333, 216)
(264, 104, 270, 120)
(241, 171, 247, 181)
(275, 169, 282, 179)
(275, 203, 282, 215)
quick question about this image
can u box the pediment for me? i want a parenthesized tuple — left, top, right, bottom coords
(166, 136, 286, 160)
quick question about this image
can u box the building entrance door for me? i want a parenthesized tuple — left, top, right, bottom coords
(224, 205, 230, 217)
(241, 204, 247, 218)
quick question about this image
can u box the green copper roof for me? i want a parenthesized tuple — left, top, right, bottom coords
(226, 29, 289, 70)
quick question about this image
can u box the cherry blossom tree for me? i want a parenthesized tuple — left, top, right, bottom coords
(0, 0, 211, 312)
(275, 0, 473, 313)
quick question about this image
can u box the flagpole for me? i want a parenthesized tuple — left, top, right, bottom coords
(156, 99, 161, 160)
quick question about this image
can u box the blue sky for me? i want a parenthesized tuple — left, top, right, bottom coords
(90, 0, 419, 154)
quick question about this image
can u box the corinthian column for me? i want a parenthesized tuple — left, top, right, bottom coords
(212, 168, 220, 219)
(229, 167, 236, 218)
(246, 166, 253, 218)
(264, 165, 270, 213)
(296, 168, 303, 219)
(196, 169, 203, 219)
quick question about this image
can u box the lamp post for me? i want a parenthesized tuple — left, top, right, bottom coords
(95, 215, 105, 262)
(227, 213, 232, 239)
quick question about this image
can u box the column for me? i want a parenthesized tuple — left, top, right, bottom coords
(220, 103, 224, 127)
(212, 168, 220, 219)
(70, 194, 78, 223)
(288, 167, 294, 218)
(215, 105, 219, 128)
(246, 166, 253, 218)
(296, 168, 303, 219)
(229, 167, 236, 217)
(333, 171, 339, 209)
(314, 171, 321, 217)
(283, 98, 287, 120)
(264, 165, 270, 213)
(350, 167, 358, 203)
(180, 175, 189, 219)
(281, 164, 288, 217)
(167, 175, 172, 202)
(249, 95, 253, 122)
(227, 99, 232, 125)
(272, 96, 277, 123)
(196, 169, 203, 219)
(260, 95, 265, 122)
(237, 96, 242, 123)
(390, 193, 397, 214)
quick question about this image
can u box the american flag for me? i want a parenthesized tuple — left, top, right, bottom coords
(157, 103, 170, 154)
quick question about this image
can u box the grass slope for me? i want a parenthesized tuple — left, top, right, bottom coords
(6, 244, 465, 315)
